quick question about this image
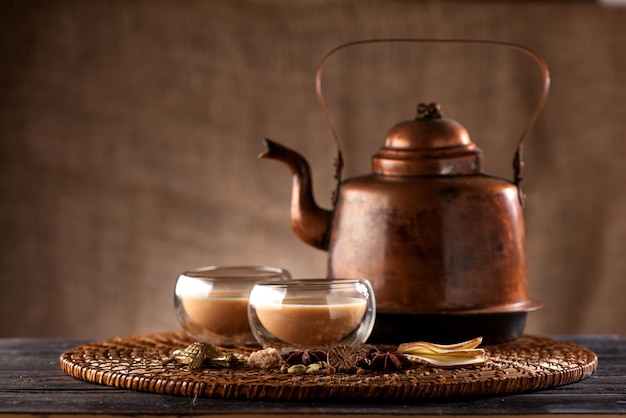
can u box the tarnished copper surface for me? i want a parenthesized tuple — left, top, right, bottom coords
(328, 170, 529, 314)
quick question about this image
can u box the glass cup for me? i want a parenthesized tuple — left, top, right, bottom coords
(174, 265, 291, 346)
(248, 278, 376, 350)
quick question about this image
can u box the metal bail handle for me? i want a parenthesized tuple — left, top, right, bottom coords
(315, 38, 551, 207)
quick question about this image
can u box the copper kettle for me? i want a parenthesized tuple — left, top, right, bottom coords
(260, 39, 549, 343)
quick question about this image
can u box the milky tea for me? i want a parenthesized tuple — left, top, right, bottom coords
(180, 292, 251, 340)
(255, 297, 367, 346)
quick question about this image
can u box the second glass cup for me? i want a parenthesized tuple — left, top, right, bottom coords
(174, 266, 291, 346)
(248, 278, 376, 350)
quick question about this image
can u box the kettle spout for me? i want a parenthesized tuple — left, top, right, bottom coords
(259, 138, 332, 251)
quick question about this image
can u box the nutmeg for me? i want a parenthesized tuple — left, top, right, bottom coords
(327, 345, 357, 374)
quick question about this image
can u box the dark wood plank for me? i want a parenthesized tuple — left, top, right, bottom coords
(1, 336, 625, 416)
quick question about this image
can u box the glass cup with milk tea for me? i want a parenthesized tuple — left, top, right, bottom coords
(248, 278, 376, 350)
(174, 266, 291, 346)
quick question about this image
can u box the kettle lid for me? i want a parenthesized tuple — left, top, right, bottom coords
(373, 103, 483, 176)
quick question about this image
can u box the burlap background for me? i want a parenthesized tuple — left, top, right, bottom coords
(1, 0, 624, 338)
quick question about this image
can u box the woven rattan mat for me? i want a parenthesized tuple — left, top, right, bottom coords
(59, 331, 597, 401)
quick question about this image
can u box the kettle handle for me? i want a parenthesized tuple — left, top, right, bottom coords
(315, 39, 551, 206)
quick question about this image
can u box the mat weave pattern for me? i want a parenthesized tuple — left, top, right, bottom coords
(59, 332, 597, 401)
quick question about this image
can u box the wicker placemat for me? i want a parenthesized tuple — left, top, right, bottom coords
(59, 331, 597, 401)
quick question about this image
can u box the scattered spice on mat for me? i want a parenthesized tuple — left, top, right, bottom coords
(370, 352, 413, 372)
(327, 344, 358, 374)
(162, 342, 238, 370)
(283, 349, 328, 366)
(304, 361, 327, 374)
(355, 344, 380, 368)
(248, 347, 283, 370)
(245, 336, 486, 374)
(287, 364, 308, 374)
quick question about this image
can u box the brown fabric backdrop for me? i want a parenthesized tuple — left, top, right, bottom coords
(1, 0, 625, 338)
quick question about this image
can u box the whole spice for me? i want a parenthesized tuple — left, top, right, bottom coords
(162, 342, 235, 370)
(327, 345, 357, 374)
(248, 347, 283, 370)
(287, 364, 307, 375)
(305, 361, 327, 374)
(370, 352, 413, 372)
(283, 349, 327, 366)
(355, 344, 380, 368)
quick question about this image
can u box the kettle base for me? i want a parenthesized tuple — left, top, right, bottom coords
(369, 312, 528, 345)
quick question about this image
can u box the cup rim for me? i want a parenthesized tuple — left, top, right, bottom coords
(181, 265, 291, 280)
(253, 277, 370, 289)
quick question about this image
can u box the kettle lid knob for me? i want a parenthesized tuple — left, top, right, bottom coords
(372, 102, 483, 176)
(417, 102, 442, 117)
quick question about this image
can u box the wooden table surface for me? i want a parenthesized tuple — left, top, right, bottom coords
(0, 335, 624, 417)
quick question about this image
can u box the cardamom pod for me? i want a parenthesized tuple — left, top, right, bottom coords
(287, 364, 307, 374)
(305, 361, 326, 373)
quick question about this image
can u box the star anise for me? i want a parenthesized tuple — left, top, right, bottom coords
(370, 352, 413, 372)
(355, 344, 380, 368)
(283, 349, 327, 366)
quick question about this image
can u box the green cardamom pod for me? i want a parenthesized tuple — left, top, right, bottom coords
(287, 364, 307, 374)
(305, 361, 326, 373)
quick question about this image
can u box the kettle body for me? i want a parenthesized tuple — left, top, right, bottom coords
(328, 173, 536, 343)
(329, 173, 528, 315)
